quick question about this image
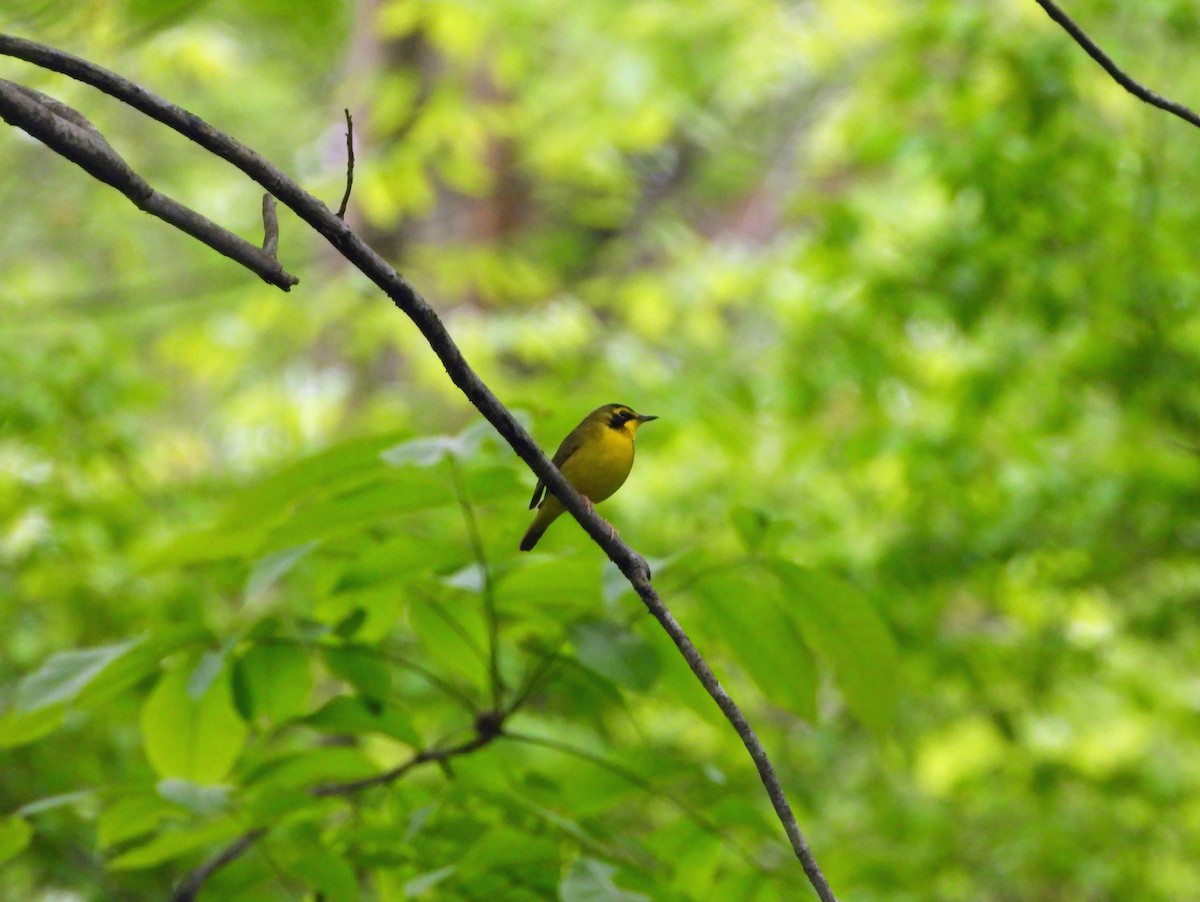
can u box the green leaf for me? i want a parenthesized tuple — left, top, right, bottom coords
(560, 857, 650, 902)
(405, 865, 457, 897)
(108, 819, 244, 870)
(76, 626, 206, 709)
(497, 556, 602, 616)
(242, 747, 379, 793)
(14, 636, 143, 711)
(235, 643, 313, 723)
(156, 779, 230, 817)
(98, 795, 181, 849)
(0, 817, 32, 866)
(16, 790, 95, 816)
(380, 435, 464, 466)
(222, 432, 402, 534)
(380, 418, 513, 470)
(465, 464, 524, 503)
(408, 596, 487, 688)
(289, 848, 358, 902)
(730, 506, 770, 552)
(334, 534, 463, 592)
(692, 569, 818, 722)
(730, 506, 794, 554)
(569, 621, 661, 692)
(304, 695, 420, 745)
(186, 648, 227, 699)
(242, 786, 333, 830)
(265, 472, 457, 547)
(245, 542, 318, 604)
(770, 560, 898, 736)
(322, 644, 391, 702)
(140, 663, 248, 784)
(0, 705, 65, 749)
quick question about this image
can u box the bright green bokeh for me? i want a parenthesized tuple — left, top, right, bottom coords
(3, 0, 1200, 899)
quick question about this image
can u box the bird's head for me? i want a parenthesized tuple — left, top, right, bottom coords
(597, 403, 658, 437)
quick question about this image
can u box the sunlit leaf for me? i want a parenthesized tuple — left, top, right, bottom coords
(140, 663, 248, 784)
(381, 435, 464, 467)
(692, 569, 818, 722)
(0, 706, 65, 750)
(770, 561, 898, 737)
(234, 642, 313, 723)
(156, 779, 231, 817)
(245, 542, 318, 604)
(304, 695, 420, 745)
(108, 819, 244, 870)
(0, 817, 33, 866)
(559, 857, 650, 902)
(97, 795, 181, 849)
(15, 636, 143, 711)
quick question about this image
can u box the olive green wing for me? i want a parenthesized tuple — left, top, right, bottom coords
(528, 424, 587, 509)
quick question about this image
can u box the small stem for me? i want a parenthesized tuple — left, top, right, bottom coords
(450, 460, 503, 709)
(336, 108, 354, 219)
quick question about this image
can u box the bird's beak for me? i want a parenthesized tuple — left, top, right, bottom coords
(636, 414, 659, 423)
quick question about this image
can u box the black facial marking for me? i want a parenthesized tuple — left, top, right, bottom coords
(607, 407, 634, 429)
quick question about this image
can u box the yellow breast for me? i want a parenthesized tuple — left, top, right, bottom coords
(559, 425, 635, 503)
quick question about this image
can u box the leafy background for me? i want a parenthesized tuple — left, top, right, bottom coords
(3, 0, 1200, 899)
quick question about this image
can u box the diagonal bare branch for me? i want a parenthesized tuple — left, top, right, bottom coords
(0, 33, 835, 902)
(1033, 0, 1200, 130)
(0, 78, 298, 289)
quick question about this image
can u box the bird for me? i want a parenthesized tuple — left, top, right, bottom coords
(520, 403, 658, 551)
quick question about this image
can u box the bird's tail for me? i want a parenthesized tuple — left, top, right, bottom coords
(519, 500, 562, 551)
(519, 521, 547, 552)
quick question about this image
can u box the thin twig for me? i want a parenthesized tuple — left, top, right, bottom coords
(260, 194, 279, 257)
(505, 730, 777, 873)
(0, 34, 836, 902)
(311, 724, 499, 796)
(1033, 0, 1200, 130)
(257, 635, 479, 714)
(0, 78, 298, 290)
(336, 108, 354, 219)
(506, 643, 565, 714)
(450, 459, 503, 709)
(175, 724, 502, 899)
(172, 828, 267, 902)
(412, 588, 489, 666)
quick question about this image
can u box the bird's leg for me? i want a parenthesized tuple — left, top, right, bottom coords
(580, 496, 617, 541)
(586, 498, 619, 541)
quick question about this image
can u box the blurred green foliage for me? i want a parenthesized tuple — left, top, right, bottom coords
(3, 0, 1200, 899)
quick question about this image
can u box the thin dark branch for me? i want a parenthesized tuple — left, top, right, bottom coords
(257, 636, 479, 714)
(1033, 0, 1200, 130)
(336, 108, 354, 219)
(506, 644, 565, 714)
(173, 828, 267, 902)
(176, 724, 501, 899)
(311, 725, 499, 797)
(260, 194, 279, 257)
(413, 587, 489, 666)
(450, 459, 503, 709)
(504, 730, 777, 873)
(382, 649, 480, 714)
(0, 78, 298, 290)
(0, 34, 835, 902)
